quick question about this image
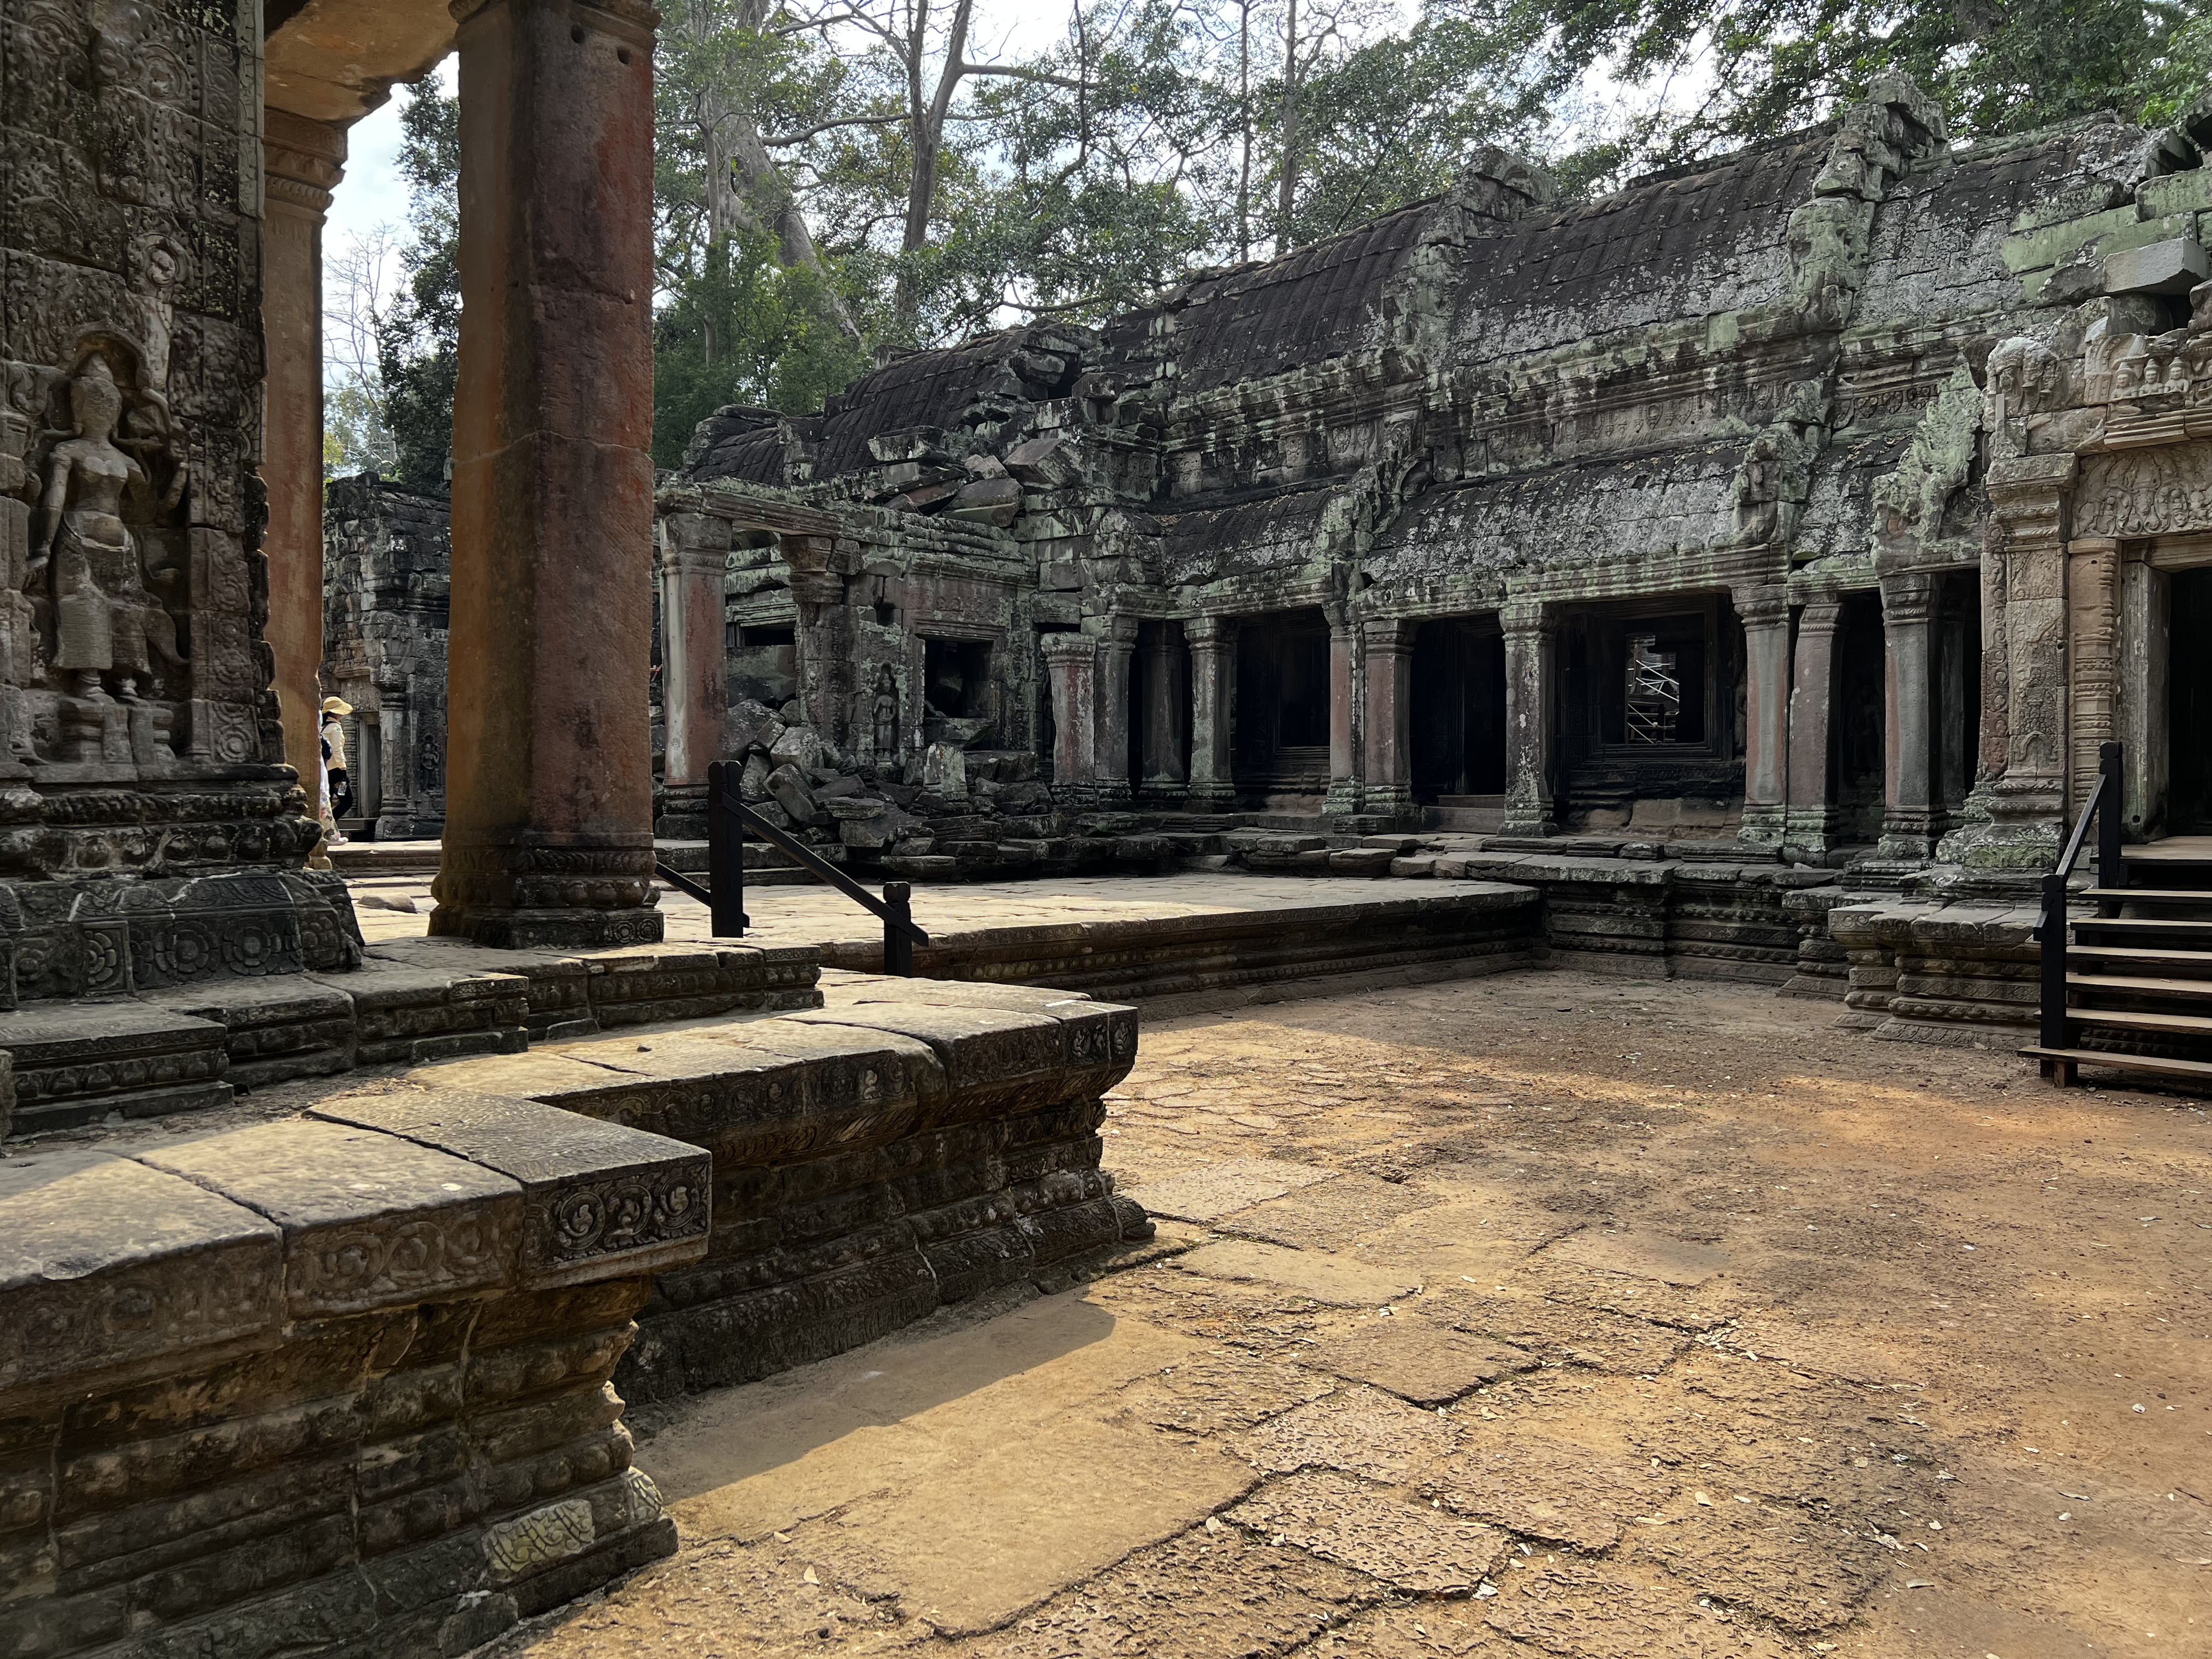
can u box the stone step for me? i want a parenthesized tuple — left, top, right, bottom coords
(2073, 916, 2212, 938)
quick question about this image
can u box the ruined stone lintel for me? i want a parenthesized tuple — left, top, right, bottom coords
(431, 834, 665, 949)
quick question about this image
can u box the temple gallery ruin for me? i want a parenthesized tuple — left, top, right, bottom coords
(3, 0, 2212, 1652)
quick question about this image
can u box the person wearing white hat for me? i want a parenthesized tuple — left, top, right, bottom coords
(321, 696, 353, 841)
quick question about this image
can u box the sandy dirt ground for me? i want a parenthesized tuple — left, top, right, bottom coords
(490, 969, 2211, 1659)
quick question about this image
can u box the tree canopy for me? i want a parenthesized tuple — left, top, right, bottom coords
(335, 0, 2212, 476)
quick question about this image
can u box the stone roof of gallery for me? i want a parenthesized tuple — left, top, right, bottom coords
(1364, 441, 1747, 579)
(1109, 200, 1439, 398)
(1446, 132, 1837, 363)
(1149, 484, 1339, 587)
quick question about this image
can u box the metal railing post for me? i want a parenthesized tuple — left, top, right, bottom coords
(883, 881, 915, 976)
(706, 759, 748, 938)
(2039, 870, 2072, 1063)
(2096, 739, 2124, 912)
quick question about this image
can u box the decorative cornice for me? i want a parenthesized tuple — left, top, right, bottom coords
(263, 110, 346, 217)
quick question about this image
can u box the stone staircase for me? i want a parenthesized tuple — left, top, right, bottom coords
(1427, 794, 1505, 832)
(2030, 837, 2212, 1086)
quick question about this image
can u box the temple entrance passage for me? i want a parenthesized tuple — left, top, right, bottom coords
(1409, 618, 1506, 804)
(2172, 567, 2212, 834)
(1233, 609, 1331, 796)
(1833, 592, 1886, 843)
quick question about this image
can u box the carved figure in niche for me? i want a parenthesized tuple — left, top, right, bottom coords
(871, 666, 899, 760)
(419, 728, 444, 794)
(126, 233, 185, 437)
(32, 354, 187, 762)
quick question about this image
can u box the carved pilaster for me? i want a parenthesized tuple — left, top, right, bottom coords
(1734, 585, 1792, 847)
(1186, 615, 1238, 808)
(1783, 590, 1844, 856)
(1499, 601, 1556, 838)
(1878, 573, 1940, 862)
(1939, 452, 2075, 875)
(1359, 617, 1415, 818)
(1323, 604, 1361, 815)
(2067, 537, 2121, 815)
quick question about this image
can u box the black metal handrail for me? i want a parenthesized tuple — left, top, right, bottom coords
(653, 758, 930, 974)
(2035, 740, 2124, 1055)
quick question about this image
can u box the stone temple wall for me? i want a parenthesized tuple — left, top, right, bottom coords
(652, 82, 2212, 891)
(0, 0, 352, 1005)
(322, 474, 450, 839)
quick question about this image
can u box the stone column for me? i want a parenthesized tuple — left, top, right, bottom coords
(1360, 617, 1415, 818)
(1094, 616, 1138, 806)
(1500, 602, 1556, 837)
(1735, 584, 1791, 847)
(1323, 605, 1362, 815)
(1186, 615, 1238, 808)
(1040, 633, 1099, 800)
(434, 0, 665, 949)
(376, 685, 414, 841)
(1941, 453, 2074, 872)
(1879, 574, 1939, 861)
(2066, 536, 2121, 814)
(1783, 591, 1843, 855)
(656, 508, 733, 838)
(260, 111, 346, 788)
(1139, 623, 1187, 801)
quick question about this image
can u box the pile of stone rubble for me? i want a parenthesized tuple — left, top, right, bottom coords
(717, 698, 1238, 881)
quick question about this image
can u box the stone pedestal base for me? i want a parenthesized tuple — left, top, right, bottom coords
(431, 905, 666, 951)
(1736, 803, 1789, 847)
(1324, 779, 1364, 815)
(1187, 782, 1239, 810)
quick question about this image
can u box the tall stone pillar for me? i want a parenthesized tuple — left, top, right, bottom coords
(1186, 615, 1238, 809)
(1783, 591, 1843, 855)
(1879, 574, 1939, 861)
(657, 508, 733, 838)
(1040, 633, 1099, 800)
(1735, 585, 1792, 846)
(1500, 602, 1556, 837)
(1094, 617, 1138, 806)
(434, 0, 665, 948)
(1323, 605, 1362, 815)
(1139, 623, 1187, 802)
(1941, 453, 2074, 873)
(375, 686, 414, 841)
(260, 112, 346, 787)
(1360, 617, 1414, 818)
(784, 534, 848, 742)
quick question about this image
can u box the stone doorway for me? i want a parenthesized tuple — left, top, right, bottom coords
(1408, 618, 1505, 805)
(1233, 609, 1331, 800)
(2171, 566, 2212, 833)
(1832, 592, 1886, 843)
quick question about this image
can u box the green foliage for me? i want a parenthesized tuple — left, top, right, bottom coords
(1522, 0, 2212, 171)
(375, 84, 462, 492)
(650, 228, 873, 466)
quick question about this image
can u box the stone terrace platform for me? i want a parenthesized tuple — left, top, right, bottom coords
(349, 873, 1544, 1006)
(0, 973, 1150, 1659)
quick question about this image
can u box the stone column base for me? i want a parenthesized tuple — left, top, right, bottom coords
(430, 835, 665, 949)
(1187, 783, 1239, 810)
(1324, 779, 1366, 815)
(1737, 803, 1789, 847)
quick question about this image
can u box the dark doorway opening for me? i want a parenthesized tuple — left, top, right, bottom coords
(2172, 568, 2212, 833)
(1234, 609, 1331, 794)
(1410, 618, 1505, 804)
(1937, 572, 1982, 820)
(1834, 592, 1886, 842)
(924, 637, 993, 719)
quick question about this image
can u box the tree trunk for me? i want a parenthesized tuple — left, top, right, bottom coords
(893, 0, 975, 334)
(1276, 0, 1298, 252)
